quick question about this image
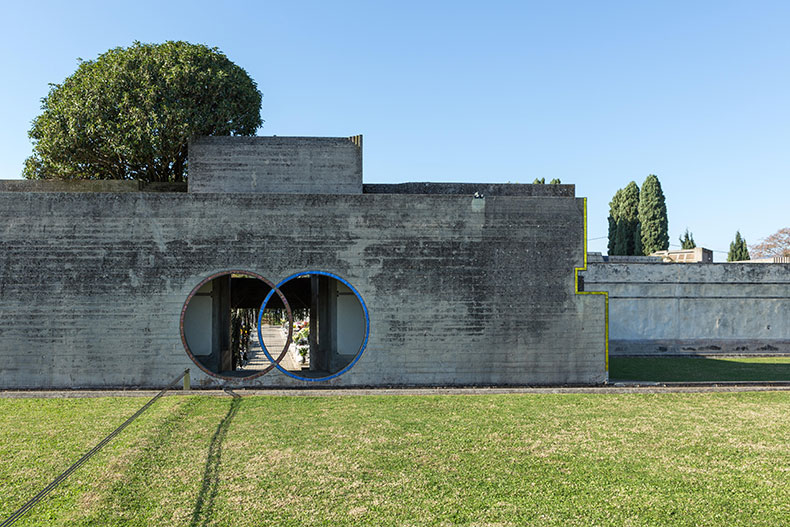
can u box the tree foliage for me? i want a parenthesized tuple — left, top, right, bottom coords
(679, 229, 696, 249)
(607, 189, 622, 255)
(727, 231, 750, 262)
(607, 182, 641, 255)
(750, 227, 790, 259)
(532, 178, 562, 184)
(607, 174, 669, 256)
(638, 174, 669, 255)
(24, 41, 262, 182)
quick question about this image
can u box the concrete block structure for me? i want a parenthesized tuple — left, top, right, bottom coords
(0, 136, 607, 388)
(582, 257, 790, 355)
(188, 136, 363, 195)
(650, 247, 713, 263)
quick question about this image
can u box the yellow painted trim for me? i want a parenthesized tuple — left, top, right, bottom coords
(574, 197, 610, 373)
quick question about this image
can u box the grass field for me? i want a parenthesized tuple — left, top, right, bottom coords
(1, 392, 788, 526)
(609, 356, 790, 382)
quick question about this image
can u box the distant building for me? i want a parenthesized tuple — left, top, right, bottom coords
(750, 256, 790, 263)
(650, 247, 713, 263)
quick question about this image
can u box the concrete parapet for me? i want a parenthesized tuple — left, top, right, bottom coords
(0, 180, 187, 193)
(363, 182, 575, 197)
(0, 180, 141, 192)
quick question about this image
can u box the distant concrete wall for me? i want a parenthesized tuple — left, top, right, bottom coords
(582, 262, 790, 355)
(188, 136, 363, 194)
(0, 190, 605, 388)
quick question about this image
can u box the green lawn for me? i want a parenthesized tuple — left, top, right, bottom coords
(1, 393, 788, 526)
(610, 356, 790, 382)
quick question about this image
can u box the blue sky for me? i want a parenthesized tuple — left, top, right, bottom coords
(1, 1, 788, 259)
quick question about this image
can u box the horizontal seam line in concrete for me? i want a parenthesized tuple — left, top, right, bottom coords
(2, 384, 790, 398)
(596, 296, 790, 299)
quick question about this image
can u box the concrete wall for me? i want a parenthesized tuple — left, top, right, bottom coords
(188, 136, 363, 194)
(0, 188, 605, 388)
(336, 282, 365, 356)
(363, 182, 575, 197)
(582, 262, 790, 355)
(0, 180, 187, 193)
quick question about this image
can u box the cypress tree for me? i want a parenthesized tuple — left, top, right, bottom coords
(727, 231, 750, 261)
(638, 174, 669, 255)
(607, 189, 623, 255)
(532, 178, 545, 184)
(634, 222, 642, 256)
(679, 229, 696, 249)
(615, 181, 640, 255)
(549, 178, 561, 184)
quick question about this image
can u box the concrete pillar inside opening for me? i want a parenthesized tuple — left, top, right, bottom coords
(309, 275, 320, 371)
(319, 276, 338, 371)
(214, 275, 232, 372)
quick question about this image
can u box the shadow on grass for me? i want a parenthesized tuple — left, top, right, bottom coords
(610, 357, 790, 382)
(189, 394, 242, 527)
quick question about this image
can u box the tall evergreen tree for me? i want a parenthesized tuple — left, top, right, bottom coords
(679, 229, 696, 249)
(638, 174, 669, 255)
(634, 223, 642, 256)
(607, 189, 623, 255)
(614, 181, 640, 255)
(728, 231, 750, 261)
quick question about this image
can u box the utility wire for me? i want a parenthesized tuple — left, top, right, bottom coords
(1, 369, 189, 527)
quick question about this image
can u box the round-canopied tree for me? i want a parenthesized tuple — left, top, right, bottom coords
(24, 41, 262, 182)
(638, 174, 669, 254)
(750, 227, 790, 258)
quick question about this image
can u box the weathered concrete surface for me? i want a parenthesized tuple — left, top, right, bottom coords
(188, 136, 363, 194)
(0, 180, 188, 193)
(363, 182, 575, 197)
(0, 180, 140, 192)
(0, 190, 605, 388)
(582, 262, 790, 355)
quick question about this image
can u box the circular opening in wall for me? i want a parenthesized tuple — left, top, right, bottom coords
(181, 271, 292, 380)
(258, 271, 369, 381)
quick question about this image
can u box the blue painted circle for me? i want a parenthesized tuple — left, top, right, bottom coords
(257, 271, 370, 382)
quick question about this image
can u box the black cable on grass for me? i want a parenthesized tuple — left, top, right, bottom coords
(1, 369, 190, 527)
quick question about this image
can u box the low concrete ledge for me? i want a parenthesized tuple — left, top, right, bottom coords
(363, 182, 575, 197)
(0, 180, 188, 193)
(0, 180, 140, 192)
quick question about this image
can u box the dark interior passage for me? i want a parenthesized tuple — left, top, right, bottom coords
(182, 273, 283, 378)
(260, 274, 367, 379)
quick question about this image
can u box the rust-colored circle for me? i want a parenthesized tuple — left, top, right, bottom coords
(179, 270, 292, 381)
